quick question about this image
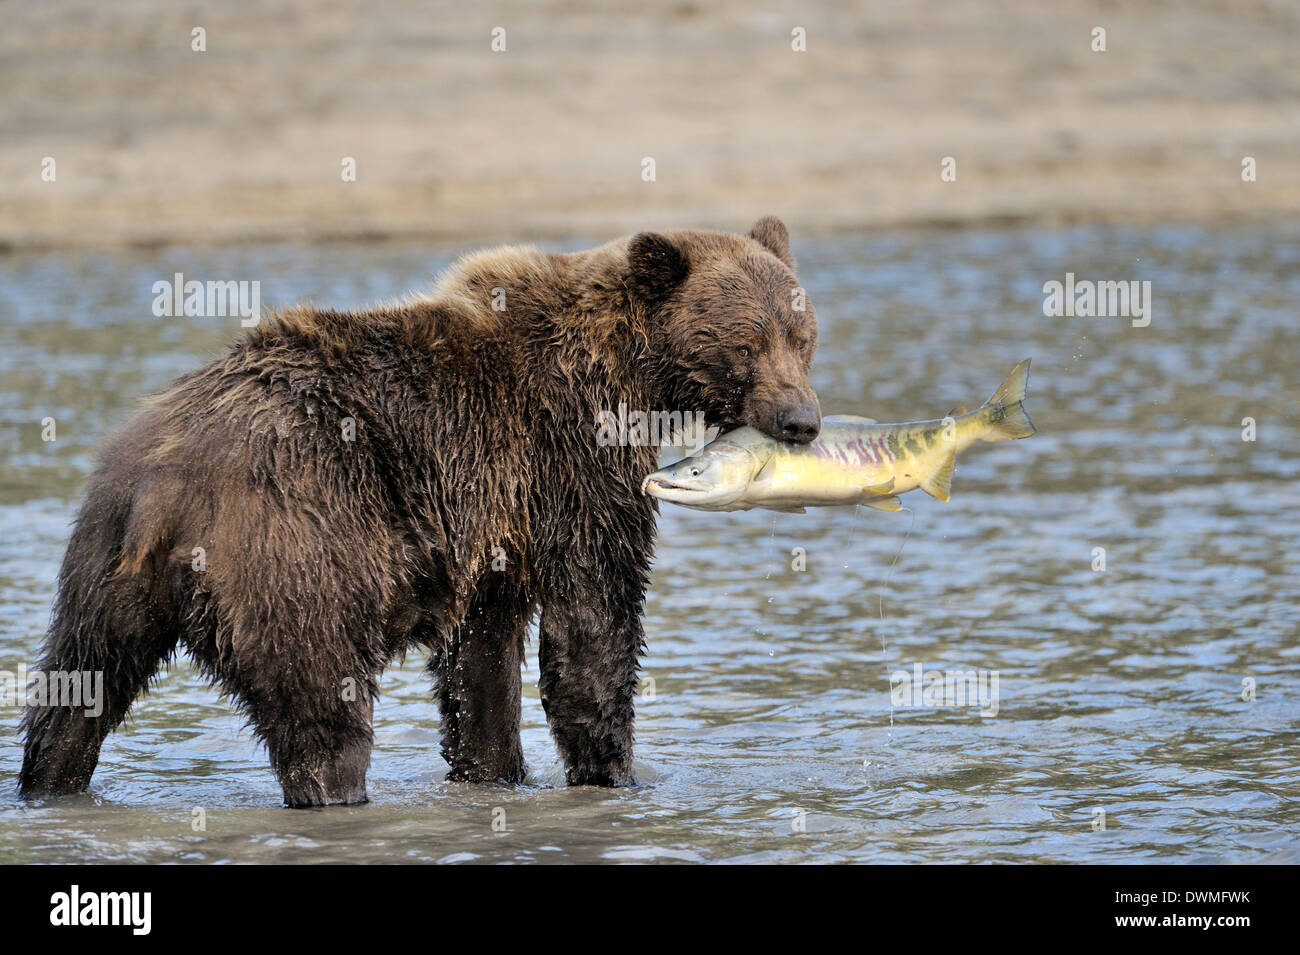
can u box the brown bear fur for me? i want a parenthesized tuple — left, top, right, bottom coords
(19, 217, 820, 807)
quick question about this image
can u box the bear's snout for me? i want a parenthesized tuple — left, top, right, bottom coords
(777, 404, 821, 443)
(748, 385, 822, 444)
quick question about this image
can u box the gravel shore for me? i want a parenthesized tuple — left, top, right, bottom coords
(3, 0, 1297, 250)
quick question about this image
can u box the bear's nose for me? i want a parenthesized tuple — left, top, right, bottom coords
(778, 406, 820, 443)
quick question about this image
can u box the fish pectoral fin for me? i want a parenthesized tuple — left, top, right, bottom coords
(861, 476, 895, 495)
(764, 505, 807, 514)
(921, 450, 955, 502)
(822, 414, 878, 425)
(859, 494, 902, 512)
(858, 478, 898, 510)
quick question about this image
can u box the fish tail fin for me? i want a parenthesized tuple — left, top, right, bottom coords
(980, 359, 1036, 441)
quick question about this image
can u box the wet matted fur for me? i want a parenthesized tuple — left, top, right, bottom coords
(19, 217, 820, 807)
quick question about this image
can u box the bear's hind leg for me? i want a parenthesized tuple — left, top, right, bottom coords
(211, 595, 382, 808)
(20, 518, 179, 798)
(429, 578, 531, 784)
(200, 498, 394, 808)
(270, 701, 374, 809)
(235, 666, 377, 809)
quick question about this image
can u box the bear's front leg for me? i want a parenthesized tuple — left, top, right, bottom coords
(538, 592, 644, 787)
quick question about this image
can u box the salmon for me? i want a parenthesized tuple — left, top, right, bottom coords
(642, 360, 1036, 513)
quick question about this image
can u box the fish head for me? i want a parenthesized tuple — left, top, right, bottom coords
(641, 433, 767, 510)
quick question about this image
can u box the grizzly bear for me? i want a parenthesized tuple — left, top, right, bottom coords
(19, 216, 821, 807)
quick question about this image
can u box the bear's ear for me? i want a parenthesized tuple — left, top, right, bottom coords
(627, 232, 690, 310)
(748, 215, 794, 268)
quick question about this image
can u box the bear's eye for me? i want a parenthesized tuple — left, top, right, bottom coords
(735, 346, 751, 359)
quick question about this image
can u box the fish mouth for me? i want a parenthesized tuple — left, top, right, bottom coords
(641, 474, 745, 509)
(641, 475, 708, 496)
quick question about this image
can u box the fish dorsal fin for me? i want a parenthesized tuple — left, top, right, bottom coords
(860, 494, 902, 512)
(945, 405, 969, 417)
(921, 450, 955, 502)
(822, 414, 878, 425)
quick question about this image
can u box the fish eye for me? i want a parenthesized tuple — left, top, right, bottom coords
(689, 467, 701, 477)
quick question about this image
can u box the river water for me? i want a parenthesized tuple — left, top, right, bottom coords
(1, 223, 1296, 863)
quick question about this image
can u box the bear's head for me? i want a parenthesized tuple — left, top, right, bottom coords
(629, 216, 821, 443)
